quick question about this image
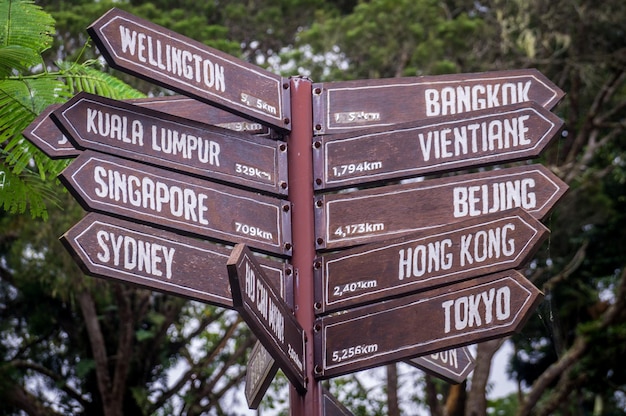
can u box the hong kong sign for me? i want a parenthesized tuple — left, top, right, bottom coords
(313, 102, 563, 190)
(315, 164, 567, 250)
(312, 68, 564, 134)
(228, 244, 306, 392)
(313, 270, 543, 379)
(60, 151, 292, 256)
(406, 346, 475, 384)
(52, 92, 288, 195)
(61, 213, 287, 308)
(88, 8, 290, 130)
(314, 208, 547, 314)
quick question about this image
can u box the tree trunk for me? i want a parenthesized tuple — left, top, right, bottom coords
(386, 364, 400, 416)
(465, 339, 505, 416)
(445, 381, 467, 416)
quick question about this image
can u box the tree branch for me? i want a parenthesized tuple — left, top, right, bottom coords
(76, 289, 114, 416)
(517, 266, 626, 416)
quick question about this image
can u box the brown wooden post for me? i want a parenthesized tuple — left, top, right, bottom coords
(288, 76, 321, 415)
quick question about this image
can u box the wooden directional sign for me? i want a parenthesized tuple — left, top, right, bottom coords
(314, 208, 547, 314)
(313, 102, 563, 190)
(128, 96, 271, 137)
(23, 104, 80, 158)
(245, 341, 279, 409)
(88, 8, 290, 131)
(315, 164, 567, 250)
(313, 270, 543, 379)
(228, 244, 306, 392)
(312, 68, 564, 134)
(61, 212, 288, 308)
(406, 346, 475, 384)
(322, 388, 355, 416)
(23, 95, 272, 160)
(60, 151, 292, 256)
(52, 92, 288, 195)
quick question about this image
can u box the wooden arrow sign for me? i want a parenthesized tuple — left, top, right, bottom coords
(313, 68, 564, 134)
(23, 95, 273, 160)
(245, 341, 279, 409)
(228, 244, 306, 392)
(23, 104, 81, 158)
(322, 388, 355, 416)
(313, 102, 563, 190)
(127, 95, 271, 137)
(406, 346, 475, 384)
(314, 208, 547, 314)
(313, 270, 543, 379)
(60, 151, 292, 256)
(52, 92, 288, 195)
(88, 8, 290, 131)
(61, 212, 288, 308)
(315, 164, 567, 250)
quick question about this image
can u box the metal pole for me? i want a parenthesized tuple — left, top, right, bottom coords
(287, 76, 321, 416)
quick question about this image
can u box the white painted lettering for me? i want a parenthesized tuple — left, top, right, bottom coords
(452, 178, 537, 218)
(424, 81, 533, 116)
(117, 26, 226, 93)
(442, 285, 511, 334)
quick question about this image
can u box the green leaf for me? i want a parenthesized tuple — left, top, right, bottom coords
(0, 45, 39, 77)
(0, 0, 55, 53)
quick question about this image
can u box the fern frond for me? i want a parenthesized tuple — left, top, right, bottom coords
(0, 158, 64, 220)
(0, 0, 55, 53)
(58, 60, 146, 99)
(0, 45, 39, 77)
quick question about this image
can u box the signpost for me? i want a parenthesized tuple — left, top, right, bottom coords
(88, 8, 291, 131)
(227, 244, 307, 393)
(406, 346, 475, 384)
(52, 92, 289, 195)
(19, 8, 569, 414)
(59, 151, 292, 256)
(314, 208, 548, 313)
(312, 68, 564, 134)
(313, 101, 563, 190)
(315, 164, 567, 250)
(61, 212, 288, 308)
(313, 270, 543, 379)
(245, 341, 279, 409)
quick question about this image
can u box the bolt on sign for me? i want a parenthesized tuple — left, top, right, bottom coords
(312, 68, 564, 134)
(315, 164, 567, 250)
(314, 208, 548, 314)
(61, 213, 289, 308)
(313, 101, 563, 190)
(313, 270, 543, 379)
(59, 151, 292, 256)
(228, 244, 307, 393)
(406, 346, 475, 385)
(52, 92, 288, 196)
(88, 8, 291, 131)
